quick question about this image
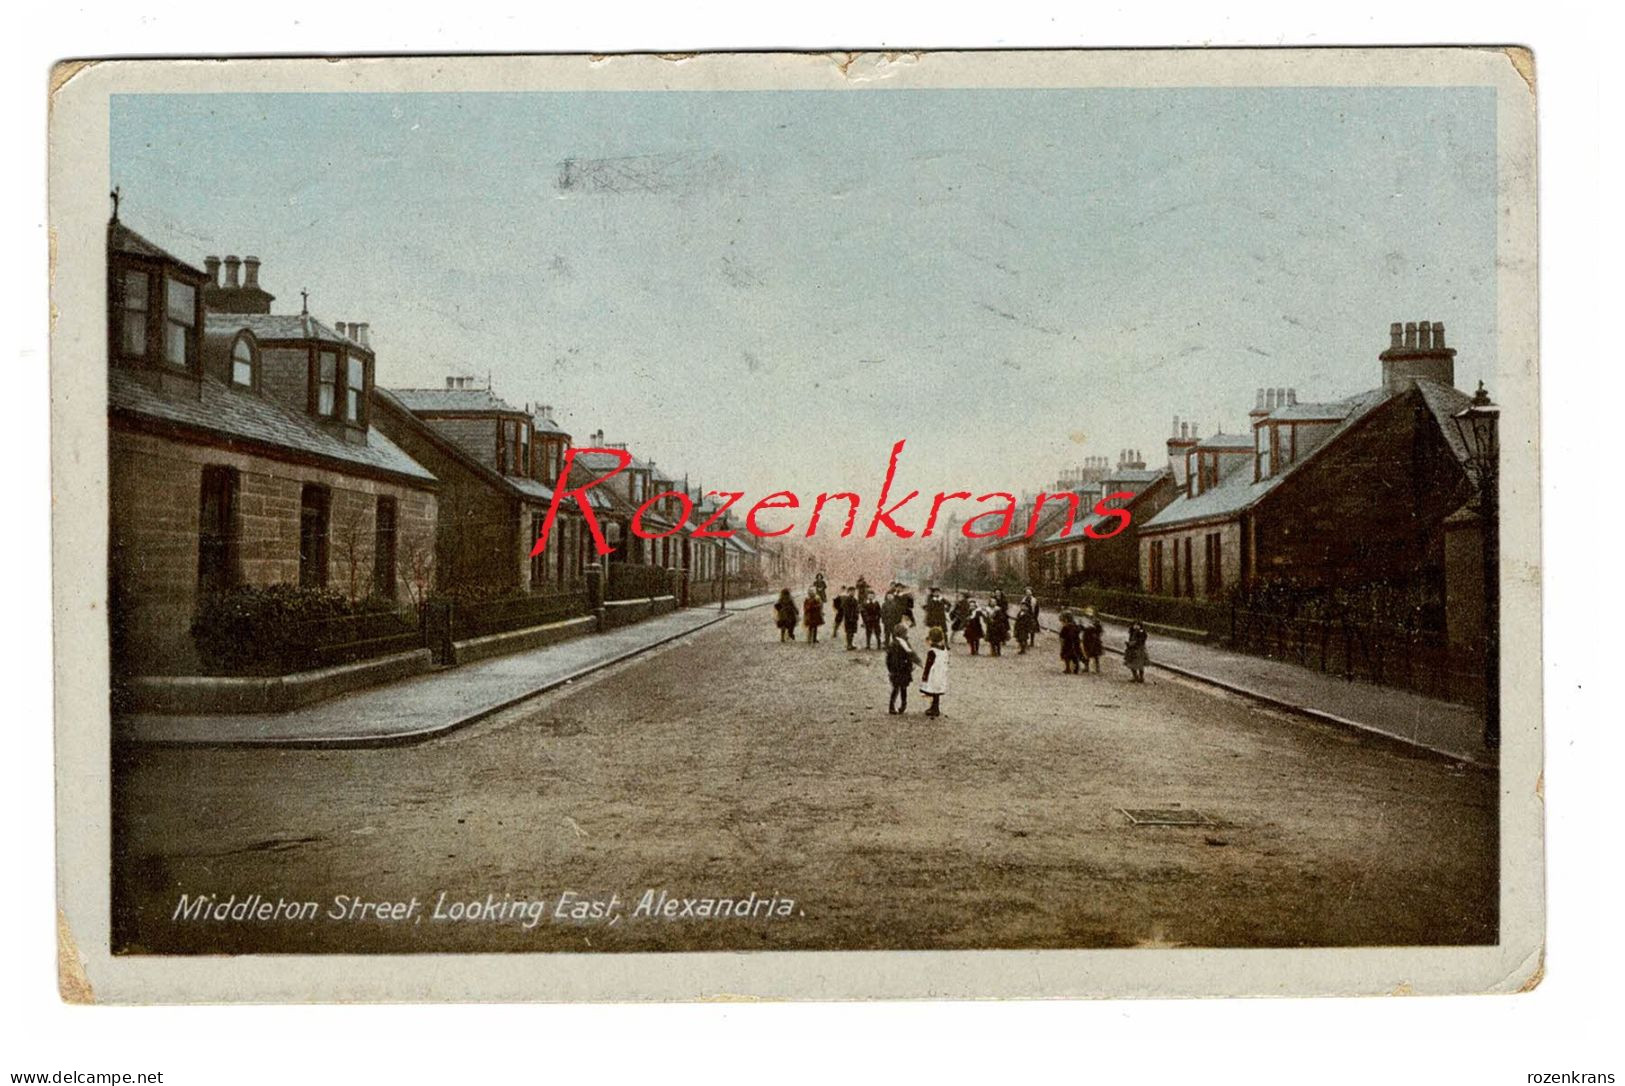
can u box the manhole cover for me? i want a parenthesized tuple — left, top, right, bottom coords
(1119, 808, 1214, 826)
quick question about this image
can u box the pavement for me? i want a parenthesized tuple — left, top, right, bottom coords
(1082, 615, 1493, 768)
(117, 593, 776, 748)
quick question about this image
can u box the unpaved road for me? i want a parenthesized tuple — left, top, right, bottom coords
(113, 611, 1497, 953)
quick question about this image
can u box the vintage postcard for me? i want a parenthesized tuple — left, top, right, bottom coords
(49, 48, 1542, 1002)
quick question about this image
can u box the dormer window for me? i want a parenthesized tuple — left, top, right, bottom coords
(519, 421, 531, 475)
(317, 350, 339, 415)
(231, 336, 254, 387)
(345, 355, 365, 422)
(164, 280, 197, 368)
(120, 270, 149, 357)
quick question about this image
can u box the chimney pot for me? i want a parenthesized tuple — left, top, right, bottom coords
(1390, 322, 1403, 349)
(1266, 389, 1276, 409)
(1288, 388, 1297, 405)
(1404, 321, 1418, 348)
(357, 322, 370, 348)
(223, 255, 241, 289)
(243, 256, 261, 289)
(1255, 387, 1266, 409)
(1433, 322, 1446, 347)
(204, 256, 221, 285)
(1418, 320, 1433, 349)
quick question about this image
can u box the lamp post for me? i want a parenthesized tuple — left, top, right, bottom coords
(717, 514, 729, 614)
(1452, 382, 1500, 751)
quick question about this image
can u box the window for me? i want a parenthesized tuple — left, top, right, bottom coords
(346, 355, 365, 423)
(120, 270, 149, 357)
(519, 423, 531, 476)
(1149, 540, 1164, 593)
(164, 279, 196, 368)
(231, 336, 254, 387)
(1183, 537, 1195, 598)
(373, 497, 398, 599)
(530, 512, 546, 588)
(197, 466, 239, 593)
(556, 516, 569, 582)
(1205, 532, 1223, 596)
(317, 351, 339, 417)
(299, 484, 331, 588)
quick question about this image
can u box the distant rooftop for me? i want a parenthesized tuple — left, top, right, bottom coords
(387, 386, 527, 415)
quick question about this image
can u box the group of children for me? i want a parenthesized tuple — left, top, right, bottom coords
(773, 577, 1155, 716)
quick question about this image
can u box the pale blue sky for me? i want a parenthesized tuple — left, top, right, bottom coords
(111, 87, 1496, 500)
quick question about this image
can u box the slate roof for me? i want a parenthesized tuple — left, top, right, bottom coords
(1196, 432, 1255, 450)
(207, 313, 359, 348)
(387, 386, 526, 414)
(1261, 400, 1355, 422)
(1043, 473, 1170, 543)
(110, 369, 437, 484)
(1142, 387, 1400, 531)
(533, 409, 569, 435)
(1101, 467, 1166, 486)
(109, 221, 206, 277)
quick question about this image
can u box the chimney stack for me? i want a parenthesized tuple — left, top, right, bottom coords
(1380, 318, 1458, 392)
(243, 256, 261, 290)
(205, 256, 221, 285)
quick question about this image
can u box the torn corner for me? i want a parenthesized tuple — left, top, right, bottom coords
(1501, 47, 1535, 94)
(1514, 945, 1547, 994)
(48, 60, 94, 104)
(57, 909, 95, 1004)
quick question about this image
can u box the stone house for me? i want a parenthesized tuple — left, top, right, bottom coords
(1032, 453, 1177, 590)
(1138, 322, 1480, 630)
(107, 218, 438, 676)
(372, 381, 592, 596)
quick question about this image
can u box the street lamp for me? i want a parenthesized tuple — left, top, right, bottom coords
(717, 514, 729, 614)
(1452, 381, 1500, 751)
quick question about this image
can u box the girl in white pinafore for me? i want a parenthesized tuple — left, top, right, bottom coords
(919, 626, 950, 718)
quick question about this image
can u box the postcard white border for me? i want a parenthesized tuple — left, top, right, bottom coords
(50, 47, 1542, 1002)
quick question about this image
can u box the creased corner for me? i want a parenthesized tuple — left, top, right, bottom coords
(57, 909, 95, 1004)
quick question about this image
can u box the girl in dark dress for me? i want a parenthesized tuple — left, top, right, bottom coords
(886, 623, 922, 714)
(1081, 607, 1104, 674)
(773, 589, 798, 642)
(986, 602, 1010, 657)
(1014, 602, 1038, 653)
(802, 591, 824, 643)
(1058, 612, 1083, 674)
(1124, 620, 1150, 682)
(962, 606, 984, 655)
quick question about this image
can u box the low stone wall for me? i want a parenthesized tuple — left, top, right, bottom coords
(602, 595, 677, 629)
(125, 649, 434, 715)
(451, 615, 597, 665)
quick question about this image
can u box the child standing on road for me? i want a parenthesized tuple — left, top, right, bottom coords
(1124, 619, 1150, 683)
(861, 595, 883, 649)
(773, 589, 798, 643)
(886, 622, 922, 715)
(1059, 611, 1083, 674)
(1081, 606, 1104, 674)
(962, 605, 984, 655)
(802, 589, 824, 643)
(919, 627, 949, 718)
(1014, 602, 1038, 654)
